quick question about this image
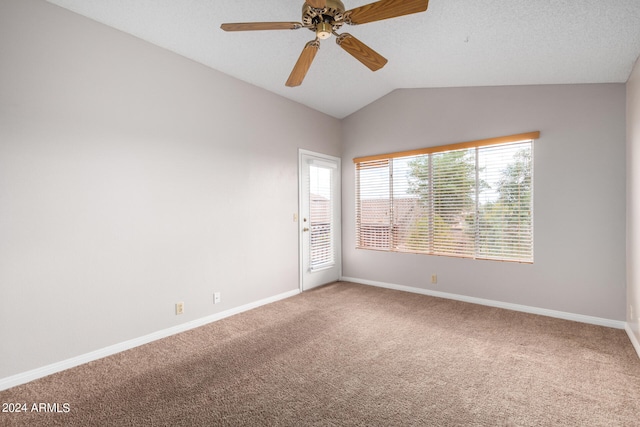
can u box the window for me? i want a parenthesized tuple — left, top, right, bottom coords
(354, 132, 538, 263)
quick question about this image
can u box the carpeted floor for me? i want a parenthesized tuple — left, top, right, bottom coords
(1, 282, 639, 426)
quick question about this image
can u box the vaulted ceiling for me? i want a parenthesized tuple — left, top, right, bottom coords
(45, 0, 640, 118)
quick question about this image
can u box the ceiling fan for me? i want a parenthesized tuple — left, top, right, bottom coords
(220, 0, 429, 87)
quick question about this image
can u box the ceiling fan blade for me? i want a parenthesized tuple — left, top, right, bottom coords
(221, 22, 303, 31)
(336, 33, 387, 71)
(306, 0, 327, 8)
(345, 0, 429, 25)
(286, 40, 320, 87)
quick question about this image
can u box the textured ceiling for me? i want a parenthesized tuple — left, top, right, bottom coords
(45, 0, 640, 118)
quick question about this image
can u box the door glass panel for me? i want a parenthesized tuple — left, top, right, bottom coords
(309, 164, 334, 271)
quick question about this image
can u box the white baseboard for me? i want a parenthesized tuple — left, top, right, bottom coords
(0, 289, 300, 392)
(625, 323, 640, 359)
(4, 280, 635, 392)
(341, 276, 627, 330)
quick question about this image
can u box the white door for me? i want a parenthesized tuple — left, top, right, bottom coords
(299, 150, 341, 291)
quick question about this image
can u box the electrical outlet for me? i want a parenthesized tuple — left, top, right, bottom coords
(431, 274, 437, 285)
(214, 292, 221, 304)
(176, 302, 184, 315)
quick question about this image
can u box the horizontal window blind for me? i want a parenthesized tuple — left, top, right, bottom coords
(354, 132, 537, 263)
(355, 159, 391, 250)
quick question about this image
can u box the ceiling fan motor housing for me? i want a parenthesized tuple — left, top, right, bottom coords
(302, 0, 346, 34)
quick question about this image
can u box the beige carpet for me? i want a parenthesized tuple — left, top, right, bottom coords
(1, 282, 639, 426)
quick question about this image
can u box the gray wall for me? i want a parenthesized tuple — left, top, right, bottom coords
(342, 84, 627, 321)
(0, 0, 341, 379)
(628, 57, 640, 343)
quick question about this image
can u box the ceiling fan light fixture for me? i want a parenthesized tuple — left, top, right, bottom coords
(316, 22, 333, 39)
